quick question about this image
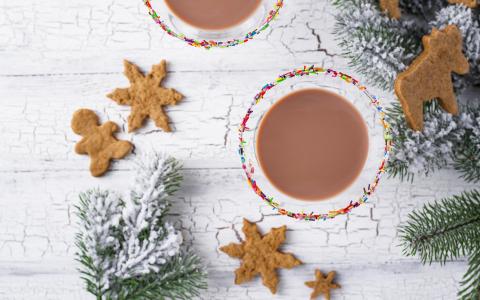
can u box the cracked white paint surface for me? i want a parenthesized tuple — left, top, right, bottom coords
(0, 1, 477, 299)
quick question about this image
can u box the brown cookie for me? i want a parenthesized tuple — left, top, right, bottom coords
(379, 0, 401, 19)
(220, 219, 302, 294)
(305, 269, 341, 300)
(448, 0, 478, 8)
(394, 25, 469, 131)
(107, 60, 183, 133)
(72, 109, 132, 177)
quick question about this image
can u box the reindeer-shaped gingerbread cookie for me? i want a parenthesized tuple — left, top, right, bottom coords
(448, 0, 477, 8)
(394, 25, 469, 131)
(71, 109, 132, 177)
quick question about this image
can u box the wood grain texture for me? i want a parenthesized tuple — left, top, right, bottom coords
(0, 0, 476, 299)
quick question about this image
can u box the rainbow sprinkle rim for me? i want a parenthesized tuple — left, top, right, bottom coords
(239, 66, 393, 221)
(143, 0, 283, 49)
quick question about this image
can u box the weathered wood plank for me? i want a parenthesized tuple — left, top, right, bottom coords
(0, 0, 472, 299)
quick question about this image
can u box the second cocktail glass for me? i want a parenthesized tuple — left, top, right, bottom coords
(143, 0, 283, 49)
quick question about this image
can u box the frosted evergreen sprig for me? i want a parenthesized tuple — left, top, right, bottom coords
(333, 0, 421, 89)
(333, 1, 480, 89)
(399, 190, 480, 299)
(333, 0, 480, 182)
(399, 0, 445, 18)
(386, 101, 480, 183)
(75, 154, 206, 300)
(75, 190, 124, 296)
(386, 101, 466, 181)
(453, 107, 480, 183)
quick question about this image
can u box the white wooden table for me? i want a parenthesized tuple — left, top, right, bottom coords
(0, 1, 477, 299)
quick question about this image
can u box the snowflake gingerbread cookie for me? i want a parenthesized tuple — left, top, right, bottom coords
(220, 219, 302, 294)
(108, 60, 183, 133)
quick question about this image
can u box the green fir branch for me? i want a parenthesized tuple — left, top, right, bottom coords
(399, 190, 480, 299)
(459, 248, 480, 300)
(399, 190, 480, 263)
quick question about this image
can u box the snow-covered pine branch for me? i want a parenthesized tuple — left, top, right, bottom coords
(115, 154, 183, 281)
(334, 1, 480, 182)
(399, 0, 445, 17)
(75, 154, 206, 300)
(453, 107, 480, 183)
(75, 190, 123, 294)
(386, 102, 466, 180)
(333, 0, 422, 89)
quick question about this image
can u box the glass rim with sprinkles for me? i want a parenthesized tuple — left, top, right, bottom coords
(143, 0, 284, 49)
(238, 66, 394, 221)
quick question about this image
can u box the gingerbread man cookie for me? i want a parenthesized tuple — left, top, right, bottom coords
(108, 60, 183, 133)
(394, 25, 469, 131)
(448, 0, 478, 8)
(379, 0, 401, 19)
(72, 109, 132, 177)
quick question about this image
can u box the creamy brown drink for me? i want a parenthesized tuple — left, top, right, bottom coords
(164, 0, 262, 30)
(256, 88, 369, 201)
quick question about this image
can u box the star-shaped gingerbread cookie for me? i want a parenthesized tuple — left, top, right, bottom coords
(305, 269, 341, 300)
(108, 60, 183, 132)
(220, 219, 302, 294)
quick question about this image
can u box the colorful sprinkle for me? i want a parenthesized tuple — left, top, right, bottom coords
(238, 66, 393, 221)
(143, 0, 283, 49)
